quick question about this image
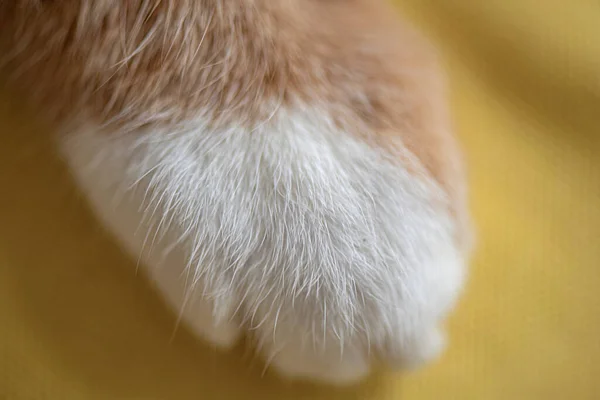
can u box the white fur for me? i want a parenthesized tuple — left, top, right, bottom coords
(59, 106, 465, 384)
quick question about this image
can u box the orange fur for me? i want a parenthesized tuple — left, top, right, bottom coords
(0, 0, 468, 243)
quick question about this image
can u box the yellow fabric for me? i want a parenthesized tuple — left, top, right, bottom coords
(1, 1, 599, 398)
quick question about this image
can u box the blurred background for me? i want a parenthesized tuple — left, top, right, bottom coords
(1, 1, 599, 399)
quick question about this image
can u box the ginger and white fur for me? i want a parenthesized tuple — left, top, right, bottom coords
(0, 0, 471, 384)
